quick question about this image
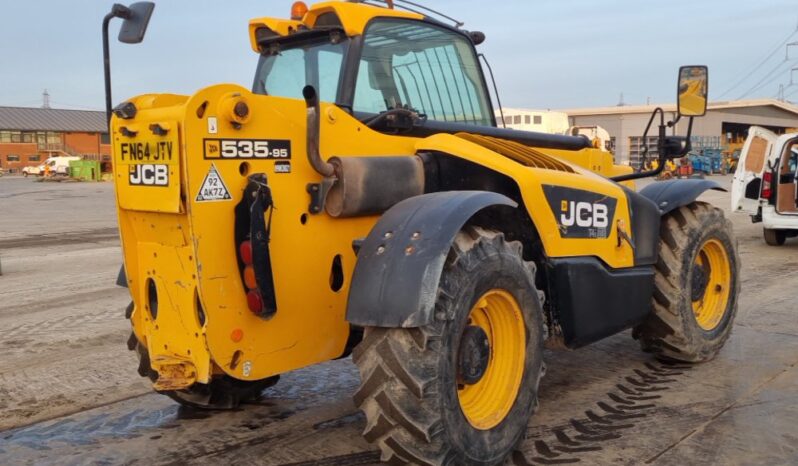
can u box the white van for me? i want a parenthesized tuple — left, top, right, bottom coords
(21, 156, 81, 177)
(731, 126, 798, 245)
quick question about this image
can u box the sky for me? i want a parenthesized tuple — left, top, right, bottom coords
(1, 0, 797, 111)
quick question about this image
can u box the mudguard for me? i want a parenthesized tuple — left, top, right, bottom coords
(346, 191, 517, 328)
(116, 265, 128, 288)
(639, 179, 725, 215)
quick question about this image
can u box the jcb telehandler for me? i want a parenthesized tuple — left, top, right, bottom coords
(105, 2, 739, 464)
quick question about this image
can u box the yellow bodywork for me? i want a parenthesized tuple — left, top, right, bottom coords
(114, 1, 640, 390)
(249, 2, 422, 53)
(114, 84, 637, 387)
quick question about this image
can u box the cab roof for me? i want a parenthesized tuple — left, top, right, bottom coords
(248, 1, 423, 53)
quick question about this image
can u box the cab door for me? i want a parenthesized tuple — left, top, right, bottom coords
(731, 126, 777, 214)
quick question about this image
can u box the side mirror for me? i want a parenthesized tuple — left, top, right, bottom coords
(118, 2, 155, 44)
(677, 65, 708, 117)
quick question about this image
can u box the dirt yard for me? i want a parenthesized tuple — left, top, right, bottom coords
(0, 176, 796, 465)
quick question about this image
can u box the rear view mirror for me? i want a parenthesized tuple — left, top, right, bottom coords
(677, 65, 708, 117)
(118, 2, 155, 44)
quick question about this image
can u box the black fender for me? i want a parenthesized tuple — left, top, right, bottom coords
(638, 179, 725, 215)
(346, 191, 517, 328)
(116, 265, 128, 288)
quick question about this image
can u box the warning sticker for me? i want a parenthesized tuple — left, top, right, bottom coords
(196, 163, 231, 202)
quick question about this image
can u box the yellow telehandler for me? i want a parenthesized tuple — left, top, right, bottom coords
(104, 2, 739, 464)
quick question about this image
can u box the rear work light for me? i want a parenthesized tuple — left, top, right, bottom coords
(761, 171, 773, 200)
(246, 290, 263, 314)
(239, 240, 253, 265)
(235, 174, 278, 319)
(239, 238, 263, 316)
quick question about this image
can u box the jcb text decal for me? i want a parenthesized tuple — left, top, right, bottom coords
(543, 185, 617, 239)
(129, 164, 169, 187)
(203, 138, 291, 160)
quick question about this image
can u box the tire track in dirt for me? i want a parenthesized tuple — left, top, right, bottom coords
(271, 360, 693, 466)
(1, 328, 793, 465)
(0, 227, 119, 250)
(0, 359, 362, 461)
(513, 361, 691, 465)
(0, 302, 121, 340)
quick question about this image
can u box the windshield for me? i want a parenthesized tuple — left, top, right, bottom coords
(253, 37, 347, 103)
(354, 20, 493, 126)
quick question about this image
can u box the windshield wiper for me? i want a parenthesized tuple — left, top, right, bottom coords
(257, 27, 345, 54)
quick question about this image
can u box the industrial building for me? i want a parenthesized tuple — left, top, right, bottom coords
(561, 99, 798, 166)
(0, 106, 109, 173)
(497, 108, 570, 134)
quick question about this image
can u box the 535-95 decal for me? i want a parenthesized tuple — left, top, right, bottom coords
(204, 138, 291, 160)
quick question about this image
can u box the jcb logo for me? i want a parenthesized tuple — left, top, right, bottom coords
(129, 164, 169, 187)
(543, 185, 617, 239)
(560, 201, 610, 228)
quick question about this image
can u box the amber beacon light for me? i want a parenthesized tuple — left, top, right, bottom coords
(291, 2, 308, 20)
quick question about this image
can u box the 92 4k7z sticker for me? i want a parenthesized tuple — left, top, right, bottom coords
(203, 138, 291, 159)
(543, 185, 617, 239)
(196, 163, 231, 202)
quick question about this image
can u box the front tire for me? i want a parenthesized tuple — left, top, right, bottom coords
(634, 202, 739, 362)
(764, 228, 786, 246)
(352, 227, 544, 465)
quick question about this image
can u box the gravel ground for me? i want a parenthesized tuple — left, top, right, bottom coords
(0, 175, 796, 465)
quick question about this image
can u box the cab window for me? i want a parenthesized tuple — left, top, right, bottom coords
(354, 20, 492, 125)
(254, 39, 347, 103)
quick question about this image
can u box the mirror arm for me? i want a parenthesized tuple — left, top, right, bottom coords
(111, 4, 133, 20)
(102, 4, 145, 128)
(680, 116, 694, 156)
(610, 108, 666, 182)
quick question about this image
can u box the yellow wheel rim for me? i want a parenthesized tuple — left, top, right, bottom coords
(457, 289, 526, 430)
(691, 239, 732, 331)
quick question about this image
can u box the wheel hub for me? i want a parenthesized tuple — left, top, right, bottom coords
(691, 261, 710, 302)
(691, 239, 732, 331)
(457, 325, 490, 385)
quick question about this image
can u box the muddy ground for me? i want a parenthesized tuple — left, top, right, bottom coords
(0, 176, 796, 465)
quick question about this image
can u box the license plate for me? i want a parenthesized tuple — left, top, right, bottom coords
(113, 120, 182, 213)
(115, 125, 179, 166)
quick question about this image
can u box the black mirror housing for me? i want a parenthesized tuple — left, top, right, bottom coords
(118, 2, 155, 44)
(661, 136, 690, 159)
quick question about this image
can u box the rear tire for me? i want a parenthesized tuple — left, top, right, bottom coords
(163, 374, 279, 409)
(128, 321, 278, 409)
(634, 202, 739, 362)
(352, 227, 544, 466)
(764, 228, 786, 246)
